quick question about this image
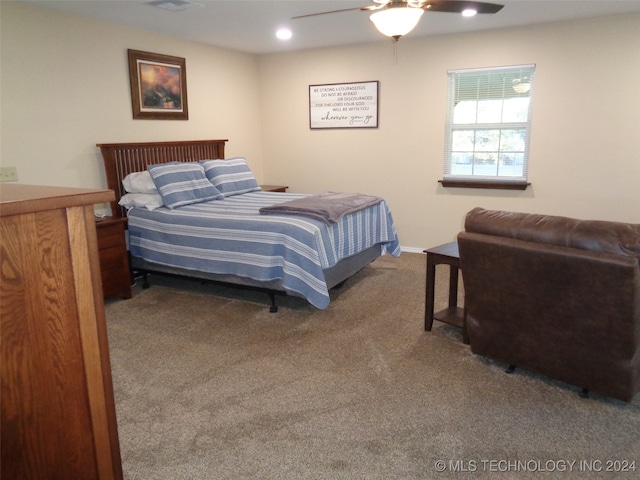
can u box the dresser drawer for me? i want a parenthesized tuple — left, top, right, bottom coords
(100, 245, 128, 266)
(101, 264, 131, 299)
(95, 217, 131, 299)
(97, 222, 126, 250)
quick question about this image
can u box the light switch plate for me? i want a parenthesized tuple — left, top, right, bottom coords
(0, 167, 18, 182)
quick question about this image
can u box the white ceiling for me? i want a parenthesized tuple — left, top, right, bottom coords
(19, 0, 640, 54)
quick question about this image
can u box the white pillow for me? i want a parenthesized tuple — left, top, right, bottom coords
(118, 193, 165, 211)
(122, 171, 158, 194)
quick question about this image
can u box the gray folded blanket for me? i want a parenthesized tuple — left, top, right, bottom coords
(259, 191, 384, 224)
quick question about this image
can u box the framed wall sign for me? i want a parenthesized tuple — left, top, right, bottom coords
(309, 81, 379, 129)
(128, 49, 188, 120)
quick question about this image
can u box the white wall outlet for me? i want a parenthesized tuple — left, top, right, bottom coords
(0, 167, 18, 182)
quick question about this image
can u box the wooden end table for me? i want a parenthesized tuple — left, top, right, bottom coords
(260, 185, 288, 192)
(424, 241, 469, 344)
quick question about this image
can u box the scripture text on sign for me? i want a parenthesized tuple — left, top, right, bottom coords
(309, 81, 379, 129)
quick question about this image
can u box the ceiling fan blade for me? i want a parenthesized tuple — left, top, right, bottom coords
(292, 6, 372, 20)
(292, 1, 388, 20)
(292, 0, 502, 21)
(421, 1, 504, 14)
(362, 4, 387, 11)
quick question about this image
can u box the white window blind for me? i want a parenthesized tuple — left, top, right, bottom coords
(443, 64, 535, 185)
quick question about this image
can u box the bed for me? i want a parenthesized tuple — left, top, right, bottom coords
(97, 139, 400, 310)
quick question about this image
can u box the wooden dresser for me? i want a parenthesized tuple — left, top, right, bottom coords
(0, 184, 123, 480)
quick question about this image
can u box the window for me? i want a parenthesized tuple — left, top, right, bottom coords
(442, 64, 535, 189)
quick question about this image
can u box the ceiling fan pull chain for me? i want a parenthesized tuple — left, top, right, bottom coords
(394, 39, 398, 65)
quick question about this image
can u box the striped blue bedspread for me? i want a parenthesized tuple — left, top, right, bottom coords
(127, 191, 401, 308)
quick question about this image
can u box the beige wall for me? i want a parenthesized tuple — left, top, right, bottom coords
(260, 16, 640, 248)
(258, 14, 640, 249)
(1, 1, 264, 199)
(2, 2, 639, 249)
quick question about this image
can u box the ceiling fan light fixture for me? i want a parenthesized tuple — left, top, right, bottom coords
(370, 7, 424, 40)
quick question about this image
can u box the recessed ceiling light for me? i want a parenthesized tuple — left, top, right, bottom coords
(462, 9, 478, 17)
(276, 28, 293, 41)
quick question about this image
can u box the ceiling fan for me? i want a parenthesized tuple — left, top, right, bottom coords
(293, 0, 505, 40)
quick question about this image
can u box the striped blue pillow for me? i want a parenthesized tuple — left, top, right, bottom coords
(200, 157, 260, 197)
(147, 162, 223, 209)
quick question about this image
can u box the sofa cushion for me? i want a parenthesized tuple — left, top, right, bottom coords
(571, 221, 640, 260)
(464, 207, 640, 261)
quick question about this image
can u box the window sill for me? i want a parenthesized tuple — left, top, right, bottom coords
(439, 179, 531, 190)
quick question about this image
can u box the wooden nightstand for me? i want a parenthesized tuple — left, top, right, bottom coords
(260, 185, 288, 192)
(96, 216, 132, 299)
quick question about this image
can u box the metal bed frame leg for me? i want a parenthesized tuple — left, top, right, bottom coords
(268, 292, 278, 313)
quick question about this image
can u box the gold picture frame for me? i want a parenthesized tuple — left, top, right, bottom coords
(128, 49, 188, 120)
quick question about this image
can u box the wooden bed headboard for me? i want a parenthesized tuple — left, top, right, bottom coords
(97, 139, 228, 218)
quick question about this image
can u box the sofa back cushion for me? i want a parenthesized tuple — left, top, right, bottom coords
(464, 207, 640, 260)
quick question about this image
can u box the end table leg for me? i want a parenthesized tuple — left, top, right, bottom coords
(448, 265, 459, 308)
(425, 254, 436, 331)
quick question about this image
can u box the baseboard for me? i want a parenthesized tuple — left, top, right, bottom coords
(400, 246, 425, 254)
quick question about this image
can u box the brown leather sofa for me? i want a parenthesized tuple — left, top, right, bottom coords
(457, 207, 640, 402)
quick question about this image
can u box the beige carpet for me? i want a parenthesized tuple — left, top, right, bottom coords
(105, 252, 640, 479)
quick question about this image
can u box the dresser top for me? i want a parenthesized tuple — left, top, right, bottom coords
(0, 184, 114, 217)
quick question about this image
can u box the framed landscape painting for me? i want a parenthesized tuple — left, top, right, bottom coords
(128, 49, 188, 120)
